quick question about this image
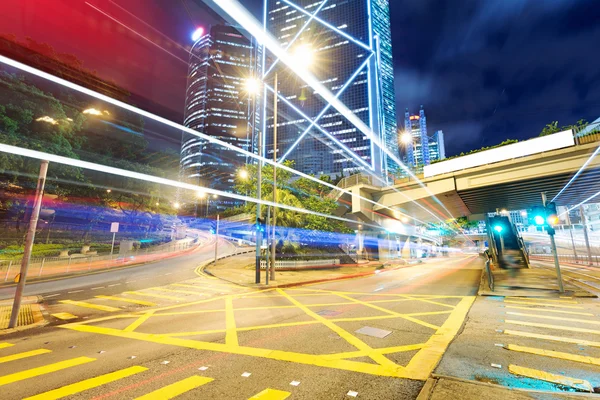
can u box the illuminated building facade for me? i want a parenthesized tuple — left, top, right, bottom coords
(180, 25, 261, 212)
(402, 106, 445, 170)
(264, 0, 398, 179)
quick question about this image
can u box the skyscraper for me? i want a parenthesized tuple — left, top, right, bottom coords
(180, 25, 260, 212)
(263, 0, 398, 179)
(402, 106, 445, 170)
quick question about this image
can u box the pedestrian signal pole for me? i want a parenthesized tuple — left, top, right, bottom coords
(541, 193, 564, 293)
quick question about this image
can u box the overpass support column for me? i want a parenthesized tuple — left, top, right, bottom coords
(351, 187, 374, 222)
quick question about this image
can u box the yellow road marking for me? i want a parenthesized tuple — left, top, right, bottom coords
(506, 344, 600, 366)
(51, 313, 78, 320)
(150, 287, 207, 296)
(505, 305, 594, 316)
(23, 366, 147, 400)
(506, 312, 600, 326)
(508, 297, 578, 304)
(276, 288, 397, 368)
(0, 349, 51, 364)
(135, 375, 214, 399)
(249, 388, 291, 399)
(0, 343, 13, 349)
(124, 311, 156, 332)
(322, 343, 425, 360)
(504, 329, 600, 348)
(225, 297, 238, 346)
(402, 296, 455, 309)
(506, 319, 600, 335)
(508, 364, 593, 392)
(404, 296, 476, 380)
(59, 300, 120, 312)
(0, 357, 95, 386)
(123, 291, 182, 301)
(95, 295, 156, 306)
(171, 284, 226, 293)
(503, 300, 584, 309)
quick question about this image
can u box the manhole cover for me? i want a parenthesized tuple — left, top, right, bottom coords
(355, 326, 392, 338)
(317, 310, 342, 317)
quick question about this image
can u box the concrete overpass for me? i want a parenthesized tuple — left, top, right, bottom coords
(336, 129, 600, 224)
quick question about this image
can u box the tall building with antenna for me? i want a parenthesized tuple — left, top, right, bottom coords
(402, 106, 445, 170)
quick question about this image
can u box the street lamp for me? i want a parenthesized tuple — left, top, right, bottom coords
(400, 132, 412, 145)
(239, 169, 249, 180)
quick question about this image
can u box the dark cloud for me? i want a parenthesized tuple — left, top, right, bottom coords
(391, 0, 600, 156)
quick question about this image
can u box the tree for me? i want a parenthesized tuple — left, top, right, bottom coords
(539, 119, 588, 137)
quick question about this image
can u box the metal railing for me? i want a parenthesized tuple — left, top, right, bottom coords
(259, 258, 340, 270)
(0, 237, 201, 282)
(530, 253, 600, 266)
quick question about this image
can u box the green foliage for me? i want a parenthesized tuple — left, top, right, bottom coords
(539, 119, 588, 137)
(431, 139, 519, 164)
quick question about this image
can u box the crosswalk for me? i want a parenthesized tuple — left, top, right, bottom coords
(50, 277, 250, 321)
(0, 341, 293, 399)
(493, 296, 600, 391)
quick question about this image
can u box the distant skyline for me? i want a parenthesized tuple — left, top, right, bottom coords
(1, 0, 598, 157)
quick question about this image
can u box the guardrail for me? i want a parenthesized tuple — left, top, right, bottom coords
(484, 255, 494, 291)
(259, 258, 340, 270)
(530, 253, 600, 266)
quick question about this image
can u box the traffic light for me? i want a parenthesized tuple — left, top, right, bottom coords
(209, 221, 217, 234)
(490, 216, 505, 234)
(530, 206, 547, 226)
(255, 217, 265, 232)
(545, 202, 559, 226)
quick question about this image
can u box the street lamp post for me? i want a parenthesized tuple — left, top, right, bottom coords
(270, 72, 278, 281)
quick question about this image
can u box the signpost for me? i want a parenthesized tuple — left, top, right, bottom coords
(110, 222, 119, 256)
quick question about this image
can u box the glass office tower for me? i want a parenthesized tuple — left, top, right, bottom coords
(263, 0, 398, 179)
(180, 25, 260, 213)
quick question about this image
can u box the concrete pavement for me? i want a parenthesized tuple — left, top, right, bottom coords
(0, 254, 481, 399)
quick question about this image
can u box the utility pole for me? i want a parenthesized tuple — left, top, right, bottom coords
(270, 72, 278, 282)
(579, 205, 593, 265)
(566, 212, 578, 262)
(255, 125, 262, 284)
(9, 160, 49, 328)
(214, 214, 220, 264)
(542, 193, 564, 293)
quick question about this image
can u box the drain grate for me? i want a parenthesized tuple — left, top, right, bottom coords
(0, 304, 43, 329)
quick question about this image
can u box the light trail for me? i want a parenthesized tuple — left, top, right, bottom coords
(85, 2, 189, 65)
(0, 55, 420, 227)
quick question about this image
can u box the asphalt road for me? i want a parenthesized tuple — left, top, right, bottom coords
(0, 254, 482, 399)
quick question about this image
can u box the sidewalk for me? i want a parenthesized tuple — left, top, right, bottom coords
(417, 375, 591, 400)
(204, 254, 413, 288)
(479, 264, 595, 298)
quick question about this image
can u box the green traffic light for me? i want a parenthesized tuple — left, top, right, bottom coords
(534, 215, 545, 225)
(493, 225, 503, 233)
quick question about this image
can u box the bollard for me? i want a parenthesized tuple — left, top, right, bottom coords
(38, 258, 45, 277)
(4, 261, 12, 282)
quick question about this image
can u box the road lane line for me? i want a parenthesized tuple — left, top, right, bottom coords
(91, 287, 105, 290)
(0, 343, 14, 349)
(508, 297, 578, 304)
(506, 344, 600, 366)
(0, 357, 95, 386)
(149, 287, 204, 296)
(124, 311, 156, 332)
(506, 319, 600, 335)
(508, 364, 593, 392)
(249, 388, 291, 399)
(95, 295, 156, 306)
(51, 313, 78, 320)
(44, 294, 61, 298)
(68, 290, 84, 294)
(135, 376, 213, 399)
(322, 343, 425, 360)
(0, 349, 51, 364)
(123, 291, 182, 301)
(108, 284, 121, 287)
(59, 300, 120, 312)
(504, 329, 600, 347)
(506, 311, 600, 326)
(24, 366, 147, 400)
(504, 305, 594, 316)
(276, 289, 397, 368)
(503, 300, 584, 309)
(225, 296, 238, 346)
(171, 283, 227, 293)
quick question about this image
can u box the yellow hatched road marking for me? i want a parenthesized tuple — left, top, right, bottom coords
(0, 357, 95, 386)
(506, 319, 600, 335)
(135, 375, 214, 399)
(171, 284, 226, 293)
(95, 295, 156, 306)
(508, 364, 593, 392)
(0, 349, 51, 364)
(52, 313, 78, 320)
(124, 311, 156, 332)
(123, 291, 182, 301)
(503, 300, 584, 309)
(506, 344, 600, 366)
(508, 297, 578, 304)
(0, 343, 13, 349)
(23, 366, 147, 400)
(322, 343, 425, 360)
(276, 288, 397, 368)
(59, 300, 120, 312)
(150, 287, 208, 296)
(505, 305, 594, 316)
(249, 388, 291, 399)
(506, 311, 600, 326)
(505, 329, 600, 348)
(225, 296, 238, 346)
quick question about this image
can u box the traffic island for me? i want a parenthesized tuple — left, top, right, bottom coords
(203, 254, 415, 288)
(0, 296, 47, 334)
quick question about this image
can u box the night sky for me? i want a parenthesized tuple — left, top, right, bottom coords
(1, 0, 599, 156)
